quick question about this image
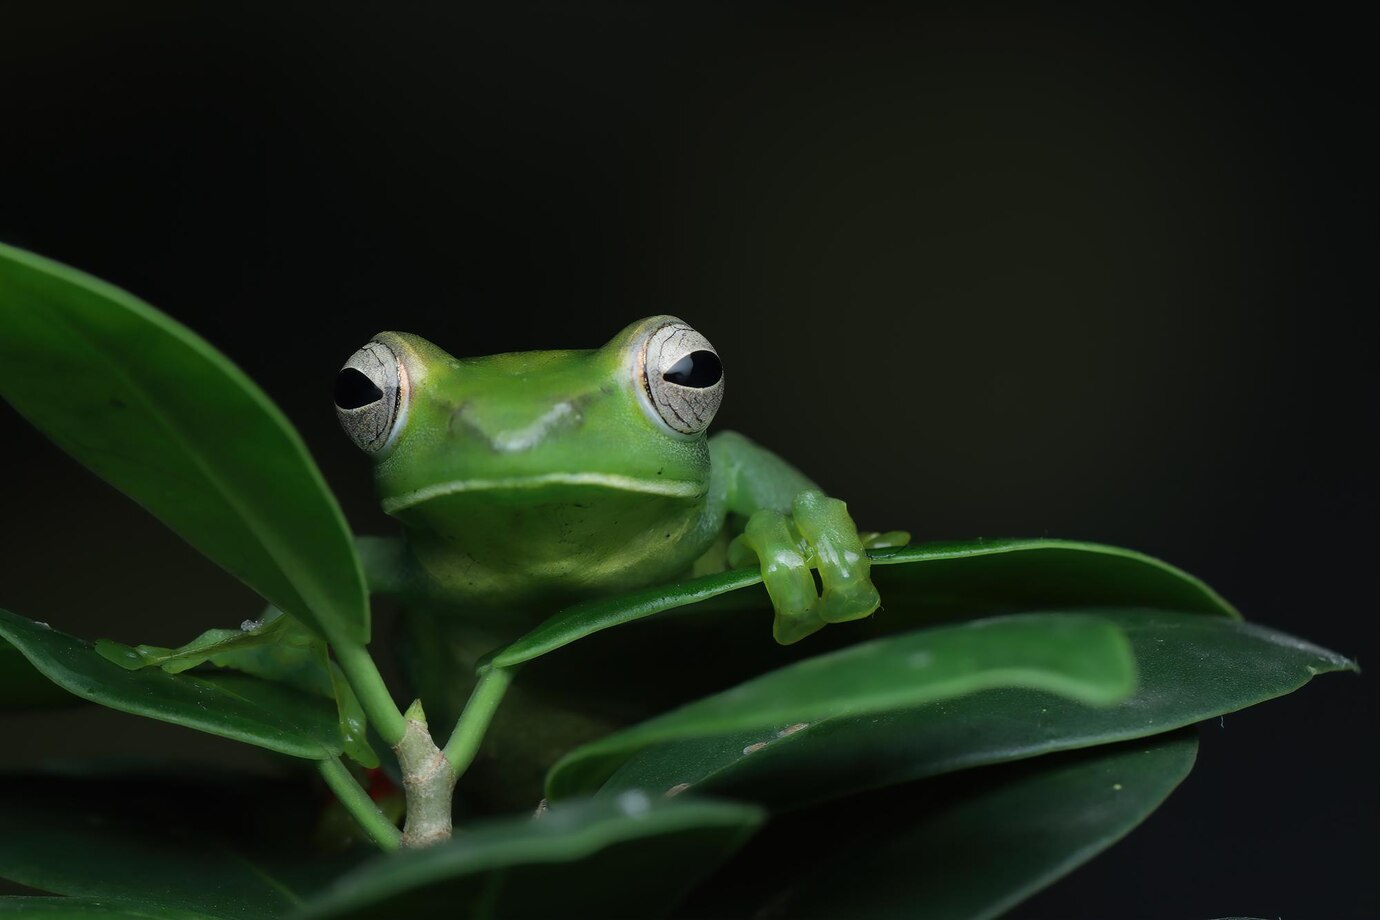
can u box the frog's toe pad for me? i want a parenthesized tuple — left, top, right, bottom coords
(772, 608, 828, 645)
(818, 581, 881, 624)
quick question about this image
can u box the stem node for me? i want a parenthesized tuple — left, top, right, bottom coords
(394, 701, 458, 848)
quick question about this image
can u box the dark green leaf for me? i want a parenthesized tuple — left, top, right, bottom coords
(493, 538, 1235, 668)
(548, 613, 1136, 799)
(294, 795, 763, 920)
(0, 242, 367, 642)
(707, 731, 1198, 920)
(0, 770, 365, 920)
(868, 538, 1235, 617)
(0, 897, 218, 919)
(591, 609, 1355, 809)
(0, 608, 342, 759)
(0, 637, 81, 710)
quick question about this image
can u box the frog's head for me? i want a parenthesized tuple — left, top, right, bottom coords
(333, 316, 723, 574)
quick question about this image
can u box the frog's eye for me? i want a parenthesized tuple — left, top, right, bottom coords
(334, 340, 406, 453)
(641, 321, 724, 435)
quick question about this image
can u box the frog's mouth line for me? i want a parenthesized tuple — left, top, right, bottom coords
(381, 473, 706, 513)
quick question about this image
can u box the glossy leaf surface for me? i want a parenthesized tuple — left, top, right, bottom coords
(0, 637, 79, 709)
(0, 609, 341, 759)
(0, 771, 363, 920)
(548, 613, 1136, 798)
(0, 242, 367, 642)
(493, 538, 1235, 668)
(590, 609, 1355, 808)
(696, 731, 1198, 920)
(295, 795, 764, 920)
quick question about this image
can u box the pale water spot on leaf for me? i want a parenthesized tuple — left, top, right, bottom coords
(664, 783, 692, 798)
(1113, 783, 1123, 791)
(617, 790, 651, 817)
(34, 621, 50, 629)
(742, 742, 768, 755)
(240, 619, 261, 632)
(907, 650, 934, 669)
(777, 722, 810, 738)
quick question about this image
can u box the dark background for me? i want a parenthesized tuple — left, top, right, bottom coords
(1, 4, 1375, 917)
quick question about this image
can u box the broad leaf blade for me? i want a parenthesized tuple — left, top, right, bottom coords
(592, 609, 1355, 808)
(0, 638, 81, 710)
(0, 608, 342, 759)
(547, 613, 1136, 799)
(0, 242, 367, 642)
(869, 539, 1235, 618)
(294, 796, 764, 920)
(493, 538, 1234, 668)
(0, 771, 364, 920)
(716, 731, 1199, 920)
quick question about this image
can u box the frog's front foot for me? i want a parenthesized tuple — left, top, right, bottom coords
(732, 490, 900, 644)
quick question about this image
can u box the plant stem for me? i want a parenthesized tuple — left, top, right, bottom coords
(333, 639, 408, 746)
(317, 756, 401, 852)
(394, 700, 455, 848)
(442, 666, 514, 774)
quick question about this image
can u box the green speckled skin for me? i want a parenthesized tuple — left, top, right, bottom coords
(354, 316, 899, 644)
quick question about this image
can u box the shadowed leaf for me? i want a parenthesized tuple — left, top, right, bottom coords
(0, 608, 341, 759)
(588, 609, 1355, 808)
(548, 612, 1136, 799)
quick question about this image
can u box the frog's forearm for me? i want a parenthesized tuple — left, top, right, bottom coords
(709, 430, 820, 516)
(710, 431, 884, 644)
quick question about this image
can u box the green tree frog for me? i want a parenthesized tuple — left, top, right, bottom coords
(335, 316, 904, 645)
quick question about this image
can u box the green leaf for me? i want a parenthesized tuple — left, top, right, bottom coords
(0, 770, 364, 920)
(492, 538, 1235, 668)
(93, 608, 377, 767)
(589, 609, 1356, 809)
(0, 242, 367, 642)
(0, 608, 342, 759)
(294, 795, 763, 920)
(868, 538, 1235, 617)
(93, 609, 303, 676)
(0, 637, 82, 710)
(703, 730, 1199, 920)
(547, 613, 1136, 799)
(0, 897, 218, 919)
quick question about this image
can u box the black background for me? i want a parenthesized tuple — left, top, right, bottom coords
(0, 4, 1375, 918)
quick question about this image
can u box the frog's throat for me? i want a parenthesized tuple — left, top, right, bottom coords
(380, 473, 707, 513)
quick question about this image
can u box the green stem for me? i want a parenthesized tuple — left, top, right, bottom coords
(317, 756, 402, 852)
(442, 666, 515, 774)
(333, 639, 408, 746)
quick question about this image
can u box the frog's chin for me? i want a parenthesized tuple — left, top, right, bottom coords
(380, 472, 706, 514)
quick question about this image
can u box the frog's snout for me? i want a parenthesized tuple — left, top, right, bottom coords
(449, 400, 584, 453)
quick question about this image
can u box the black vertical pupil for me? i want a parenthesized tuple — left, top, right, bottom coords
(335, 368, 384, 409)
(662, 351, 722, 388)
